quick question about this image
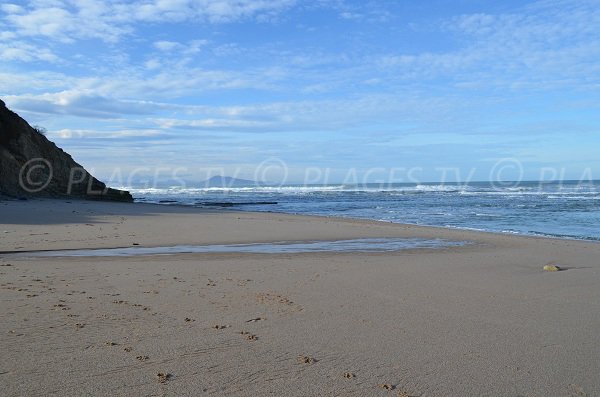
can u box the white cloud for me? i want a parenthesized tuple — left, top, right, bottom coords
(376, 1, 600, 91)
(339, 11, 361, 20)
(87, 67, 283, 98)
(1, 0, 298, 43)
(0, 30, 17, 40)
(0, 41, 58, 62)
(144, 59, 162, 70)
(53, 128, 162, 139)
(3, 1, 130, 43)
(0, 71, 70, 94)
(5, 87, 480, 137)
(5, 91, 164, 118)
(183, 39, 209, 54)
(1, 3, 24, 14)
(154, 118, 271, 130)
(154, 40, 181, 52)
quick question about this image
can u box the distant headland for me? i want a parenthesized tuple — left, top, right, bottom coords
(0, 99, 132, 202)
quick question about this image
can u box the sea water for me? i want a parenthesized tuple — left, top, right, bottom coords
(127, 180, 600, 241)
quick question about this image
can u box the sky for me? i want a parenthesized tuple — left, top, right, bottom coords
(1, 0, 600, 186)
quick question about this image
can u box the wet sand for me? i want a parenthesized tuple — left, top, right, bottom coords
(1, 199, 599, 396)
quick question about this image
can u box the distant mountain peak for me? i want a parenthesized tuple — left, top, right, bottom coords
(202, 175, 258, 188)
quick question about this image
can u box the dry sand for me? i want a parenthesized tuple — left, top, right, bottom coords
(1, 198, 599, 396)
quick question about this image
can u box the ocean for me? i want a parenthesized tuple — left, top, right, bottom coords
(127, 180, 600, 242)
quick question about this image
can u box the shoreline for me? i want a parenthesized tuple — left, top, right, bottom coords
(1, 197, 598, 253)
(139, 198, 600, 244)
(2, 198, 600, 396)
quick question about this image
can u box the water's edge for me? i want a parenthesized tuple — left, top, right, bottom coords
(127, 180, 600, 242)
(7, 238, 469, 258)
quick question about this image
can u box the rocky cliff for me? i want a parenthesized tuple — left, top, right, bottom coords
(0, 99, 133, 202)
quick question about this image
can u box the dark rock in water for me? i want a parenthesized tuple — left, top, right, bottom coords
(0, 99, 132, 202)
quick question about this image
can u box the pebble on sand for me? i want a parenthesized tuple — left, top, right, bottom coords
(543, 264, 561, 272)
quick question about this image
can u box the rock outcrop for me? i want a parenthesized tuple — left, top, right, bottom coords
(0, 99, 133, 202)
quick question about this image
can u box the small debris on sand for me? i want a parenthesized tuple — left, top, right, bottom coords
(297, 355, 316, 364)
(105, 341, 118, 346)
(136, 355, 149, 361)
(245, 317, 266, 323)
(343, 372, 355, 379)
(379, 383, 395, 391)
(123, 347, 133, 352)
(184, 317, 195, 322)
(74, 323, 85, 329)
(213, 324, 230, 330)
(246, 334, 258, 341)
(156, 372, 172, 383)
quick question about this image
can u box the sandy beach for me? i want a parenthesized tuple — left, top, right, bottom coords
(1, 199, 599, 396)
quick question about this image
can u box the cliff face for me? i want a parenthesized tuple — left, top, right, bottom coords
(0, 99, 133, 202)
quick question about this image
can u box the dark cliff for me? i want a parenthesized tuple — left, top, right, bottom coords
(0, 99, 133, 202)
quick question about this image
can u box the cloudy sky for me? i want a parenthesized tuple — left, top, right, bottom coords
(2, 0, 600, 185)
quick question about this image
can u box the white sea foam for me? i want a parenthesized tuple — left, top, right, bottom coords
(119, 181, 600, 241)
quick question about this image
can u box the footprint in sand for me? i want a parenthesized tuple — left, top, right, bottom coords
(256, 292, 303, 312)
(343, 372, 355, 379)
(568, 383, 587, 397)
(136, 355, 149, 361)
(213, 324, 230, 330)
(378, 383, 395, 391)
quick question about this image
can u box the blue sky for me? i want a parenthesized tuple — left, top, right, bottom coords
(1, 0, 600, 185)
